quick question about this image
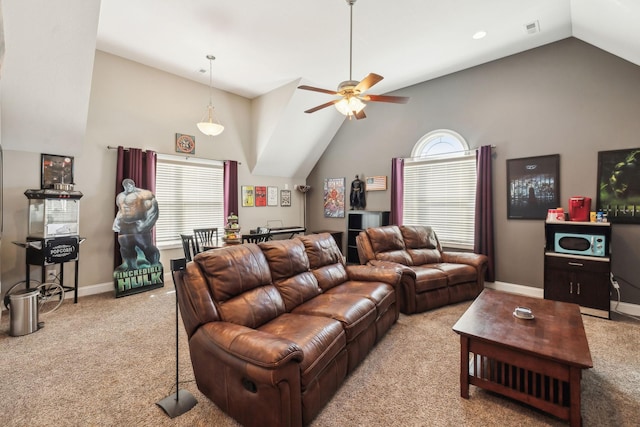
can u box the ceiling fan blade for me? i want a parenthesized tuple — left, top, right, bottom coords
(355, 73, 384, 93)
(354, 109, 367, 120)
(298, 85, 338, 95)
(362, 94, 410, 104)
(304, 99, 340, 114)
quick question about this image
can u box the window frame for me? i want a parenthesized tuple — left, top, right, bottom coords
(403, 130, 477, 250)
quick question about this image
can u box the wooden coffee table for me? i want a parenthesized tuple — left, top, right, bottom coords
(452, 289, 592, 426)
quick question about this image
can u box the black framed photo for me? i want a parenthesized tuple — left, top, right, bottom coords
(507, 154, 560, 219)
(280, 189, 291, 207)
(596, 148, 640, 223)
(41, 153, 74, 189)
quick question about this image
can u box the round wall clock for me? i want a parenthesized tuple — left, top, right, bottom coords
(176, 133, 196, 154)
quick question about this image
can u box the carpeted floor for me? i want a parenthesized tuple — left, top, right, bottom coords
(1, 284, 638, 426)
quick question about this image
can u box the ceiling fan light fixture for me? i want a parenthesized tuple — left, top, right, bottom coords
(297, 0, 409, 118)
(197, 55, 224, 137)
(335, 96, 365, 116)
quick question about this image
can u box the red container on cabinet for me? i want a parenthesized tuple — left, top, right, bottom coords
(569, 197, 591, 222)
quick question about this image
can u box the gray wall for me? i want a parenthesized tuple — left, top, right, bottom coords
(306, 38, 640, 305)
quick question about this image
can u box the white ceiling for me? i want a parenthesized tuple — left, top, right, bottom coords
(2, 0, 640, 178)
(96, 0, 640, 99)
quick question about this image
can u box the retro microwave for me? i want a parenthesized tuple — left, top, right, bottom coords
(554, 233, 607, 257)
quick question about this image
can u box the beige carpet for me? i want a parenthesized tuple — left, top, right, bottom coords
(1, 284, 638, 427)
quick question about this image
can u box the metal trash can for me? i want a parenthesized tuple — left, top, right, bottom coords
(9, 288, 40, 337)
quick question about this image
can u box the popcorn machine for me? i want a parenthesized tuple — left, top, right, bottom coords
(23, 188, 84, 303)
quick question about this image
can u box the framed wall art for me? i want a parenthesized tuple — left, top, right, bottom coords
(280, 189, 291, 207)
(267, 186, 278, 206)
(175, 133, 196, 154)
(365, 175, 387, 191)
(323, 177, 345, 218)
(255, 186, 267, 206)
(242, 185, 254, 207)
(41, 153, 74, 189)
(596, 148, 640, 223)
(507, 154, 560, 219)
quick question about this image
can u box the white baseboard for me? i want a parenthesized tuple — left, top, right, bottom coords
(66, 272, 174, 300)
(485, 281, 544, 298)
(485, 281, 640, 317)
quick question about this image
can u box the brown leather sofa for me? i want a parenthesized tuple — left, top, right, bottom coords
(356, 225, 489, 314)
(173, 232, 403, 427)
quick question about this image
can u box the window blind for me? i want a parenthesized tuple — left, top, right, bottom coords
(155, 156, 224, 246)
(403, 154, 477, 249)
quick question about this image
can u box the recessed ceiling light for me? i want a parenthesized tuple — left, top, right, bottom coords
(472, 30, 487, 40)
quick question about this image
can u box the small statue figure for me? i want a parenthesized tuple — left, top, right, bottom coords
(350, 175, 366, 210)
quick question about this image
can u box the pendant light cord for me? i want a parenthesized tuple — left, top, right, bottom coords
(206, 55, 215, 107)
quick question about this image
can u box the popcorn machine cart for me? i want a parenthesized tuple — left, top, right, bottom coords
(22, 188, 84, 303)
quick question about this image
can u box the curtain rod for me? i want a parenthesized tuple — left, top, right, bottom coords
(106, 145, 240, 164)
(402, 145, 495, 161)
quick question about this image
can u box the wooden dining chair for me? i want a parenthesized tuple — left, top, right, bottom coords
(243, 228, 271, 244)
(180, 234, 198, 262)
(193, 228, 219, 253)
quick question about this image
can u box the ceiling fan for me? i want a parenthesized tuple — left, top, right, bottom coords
(298, 0, 409, 120)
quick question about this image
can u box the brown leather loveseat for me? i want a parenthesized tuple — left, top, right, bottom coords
(356, 225, 488, 314)
(173, 232, 403, 427)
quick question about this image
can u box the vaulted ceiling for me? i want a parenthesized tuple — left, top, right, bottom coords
(2, 0, 639, 177)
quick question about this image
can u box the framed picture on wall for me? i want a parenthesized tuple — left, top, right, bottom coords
(280, 190, 291, 207)
(175, 133, 196, 155)
(596, 148, 640, 223)
(41, 153, 74, 189)
(255, 186, 267, 206)
(267, 186, 278, 206)
(323, 177, 345, 218)
(365, 176, 387, 191)
(507, 154, 560, 219)
(242, 186, 254, 207)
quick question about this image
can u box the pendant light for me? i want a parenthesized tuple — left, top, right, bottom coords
(197, 55, 224, 136)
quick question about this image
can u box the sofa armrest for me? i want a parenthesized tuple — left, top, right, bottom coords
(200, 321, 304, 369)
(365, 260, 417, 314)
(441, 251, 488, 270)
(366, 260, 417, 278)
(345, 263, 404, 287)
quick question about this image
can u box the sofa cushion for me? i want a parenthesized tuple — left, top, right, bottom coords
(299, 233, 348, 292)
(325, 281, 395, 319)
(365, 226, 413, 265)
(194, 244, 285, 328)
(259, 313, 346, 389)
(260, 239, 322, 311)
(401, 225, 443, 265)
(412, 265, 449, 292)
(431, 263, 478, 285)
(292, 294, 377, 343)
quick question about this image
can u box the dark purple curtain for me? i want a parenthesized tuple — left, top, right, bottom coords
(474, 145, 495, 282)
(114, 146, 157, 269)
(390, 158, 404, 226)
(224, 160, 238, 219)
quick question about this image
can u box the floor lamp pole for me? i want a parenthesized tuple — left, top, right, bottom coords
(156, 259, 197, 418)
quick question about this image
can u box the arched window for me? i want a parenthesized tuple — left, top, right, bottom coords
(404, 129, 476, 249)
(411, 129, 469, 158)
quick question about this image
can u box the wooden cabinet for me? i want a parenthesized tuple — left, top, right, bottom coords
(346, 211, 390, 264)
(543, 221, 611, 319)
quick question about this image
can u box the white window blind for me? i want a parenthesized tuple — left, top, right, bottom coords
(403, 154, 477, 249)
(155, 155, 224, 247)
